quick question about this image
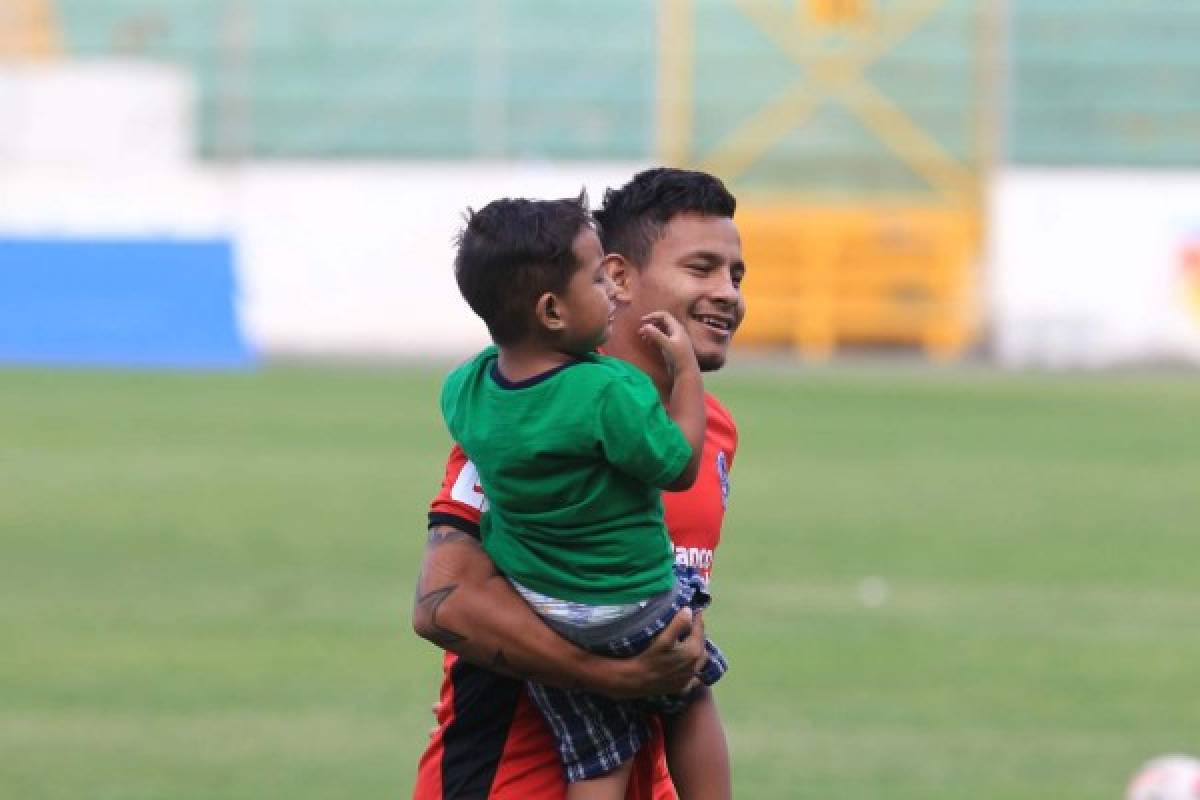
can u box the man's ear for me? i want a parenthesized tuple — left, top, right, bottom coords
(535, 292, 567, 332)
(604, 254, 635, 304)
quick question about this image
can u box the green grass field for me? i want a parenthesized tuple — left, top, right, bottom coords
(2, 362, 1198, 799)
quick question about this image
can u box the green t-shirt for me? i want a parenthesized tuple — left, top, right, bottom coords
(440, 346, 691, 604)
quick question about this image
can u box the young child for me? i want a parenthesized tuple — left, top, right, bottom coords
(440, 193, 729, 800)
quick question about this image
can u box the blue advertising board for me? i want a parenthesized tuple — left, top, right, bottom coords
(0, 237, 254, 369)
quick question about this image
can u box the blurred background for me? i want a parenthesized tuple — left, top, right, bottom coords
(2, 2, 1199, 798)
(5, 0, 1200, 366)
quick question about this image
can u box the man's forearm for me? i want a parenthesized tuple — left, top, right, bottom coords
(413, 525, 648, 695)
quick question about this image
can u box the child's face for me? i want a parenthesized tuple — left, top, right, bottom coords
(558, 226, 617, 353)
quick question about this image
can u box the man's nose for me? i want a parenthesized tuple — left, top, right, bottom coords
(709, 270, 740, 305)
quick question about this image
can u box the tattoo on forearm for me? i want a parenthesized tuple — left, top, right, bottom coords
(427, 527, 476, 547)
(415, 528, 482, 597)
(415, 585, 467, 647)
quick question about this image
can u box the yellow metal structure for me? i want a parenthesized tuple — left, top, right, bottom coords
(0, 0, 61, 60)
(656, 0, 695, 168)
(805, 0, 871, 26)
(701, 0, 976, 200)
(737, 204, 978, 358)
(658, 0, 996, 358)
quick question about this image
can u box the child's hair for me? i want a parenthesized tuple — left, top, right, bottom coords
(594, 168, 736, 267)
(454, 191, 593, 346)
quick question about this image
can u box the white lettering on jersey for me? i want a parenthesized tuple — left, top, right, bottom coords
(450, 460, 489, 512)
(674, 545, 714, 578)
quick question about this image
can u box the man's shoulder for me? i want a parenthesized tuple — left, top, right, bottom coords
(704, 391, 737, 431)
(703, 392, 738, 453)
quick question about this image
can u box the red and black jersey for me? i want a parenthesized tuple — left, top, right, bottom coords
(414, 394, 737, 800)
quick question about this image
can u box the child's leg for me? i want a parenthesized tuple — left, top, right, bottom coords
(526, 679, 652, 795)
(565, 759, 635, 800)
(663, 687, 731, 800)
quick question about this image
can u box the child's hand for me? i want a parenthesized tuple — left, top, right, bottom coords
(639, 311, 699, 381)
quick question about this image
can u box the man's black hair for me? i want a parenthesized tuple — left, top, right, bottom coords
(593, 168, 736, 266)
(454, 192, 593, 346)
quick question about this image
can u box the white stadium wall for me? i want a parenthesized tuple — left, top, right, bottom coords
(989, 170, 1200, 367)
(230, 162, 645, 357)
(0, 60, 194, 165)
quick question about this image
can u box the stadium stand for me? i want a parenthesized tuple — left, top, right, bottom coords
(26, 0, 1200, 358)
(1, 0, 60, 59)
(1010, 0, 1200, 166)
(44, 1, 1200, 168)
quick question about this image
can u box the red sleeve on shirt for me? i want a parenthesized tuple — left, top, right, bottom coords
(427, 443, 487, 536)
(704, 392, 738, 469)
(660, 392, 738, 581)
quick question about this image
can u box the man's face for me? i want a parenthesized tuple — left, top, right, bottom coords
(626, 212, 746, 371)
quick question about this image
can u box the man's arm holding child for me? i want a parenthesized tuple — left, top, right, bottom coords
(414, 522, 706, 699)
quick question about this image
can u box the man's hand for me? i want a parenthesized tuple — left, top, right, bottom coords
(598, 607, 708, 700)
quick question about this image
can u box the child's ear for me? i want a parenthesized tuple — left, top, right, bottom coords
(535, 292, 567, 331)
(605, 254, 634, 304)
